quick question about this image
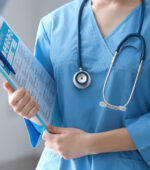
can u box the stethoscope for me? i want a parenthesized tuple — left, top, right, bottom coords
(73, 0, 146, 112)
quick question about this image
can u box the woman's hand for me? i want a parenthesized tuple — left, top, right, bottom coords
(42, 125, 92, 160)
(3, 81, 39, 119)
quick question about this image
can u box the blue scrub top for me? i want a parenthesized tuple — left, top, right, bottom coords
(25, 0, 150, 169)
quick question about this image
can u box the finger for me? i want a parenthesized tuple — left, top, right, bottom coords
(42, 130, 54, 141)
(14, 92, 31, 113)
(19, 97, 36, 117)
(3, 81, 15, 95)
(28, 105, 39, 118)
(47, 125, 66, 134)
(10, 88, 26, 106)
(42, 131, 49, 140)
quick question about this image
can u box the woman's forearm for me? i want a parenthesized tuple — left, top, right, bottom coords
(89, 128, 137, 155)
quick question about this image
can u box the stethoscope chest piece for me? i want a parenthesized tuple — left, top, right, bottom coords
(73, 69, 91, 89)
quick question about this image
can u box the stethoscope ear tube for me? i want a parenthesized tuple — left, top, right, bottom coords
(117, 33, 146, 61)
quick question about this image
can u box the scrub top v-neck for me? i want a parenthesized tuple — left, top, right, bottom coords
(88, 0, 142, 56)
(24, 0, 150, 169)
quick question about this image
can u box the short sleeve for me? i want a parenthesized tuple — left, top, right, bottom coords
(125, 112, 150, 167)
(24, 19, 54, 148)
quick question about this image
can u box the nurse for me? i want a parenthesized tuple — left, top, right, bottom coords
(3, 0, 150, 169)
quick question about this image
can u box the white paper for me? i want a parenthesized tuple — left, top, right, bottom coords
(0, 17, 57, 126)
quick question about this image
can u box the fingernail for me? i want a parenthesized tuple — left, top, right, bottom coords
(42, 132, 46, 140)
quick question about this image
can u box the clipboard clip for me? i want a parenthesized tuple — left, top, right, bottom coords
(0, 51, 16, 74)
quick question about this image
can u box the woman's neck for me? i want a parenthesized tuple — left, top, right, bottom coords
(92, 0, 122, 5)
(91, 0, 140, 7)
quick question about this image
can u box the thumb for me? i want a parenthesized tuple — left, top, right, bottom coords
(47, 125, 66, 134)
(3, 81, 15, 95)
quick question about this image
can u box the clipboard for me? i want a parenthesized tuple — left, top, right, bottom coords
(0, 17, 62, 132)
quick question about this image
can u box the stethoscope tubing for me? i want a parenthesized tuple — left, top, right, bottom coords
(74, 0, 146, 112)
(77, 0, 88, 69)
(117, 33, 146, 61)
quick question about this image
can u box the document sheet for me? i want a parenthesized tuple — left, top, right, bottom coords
(0, 17, 58, 126)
